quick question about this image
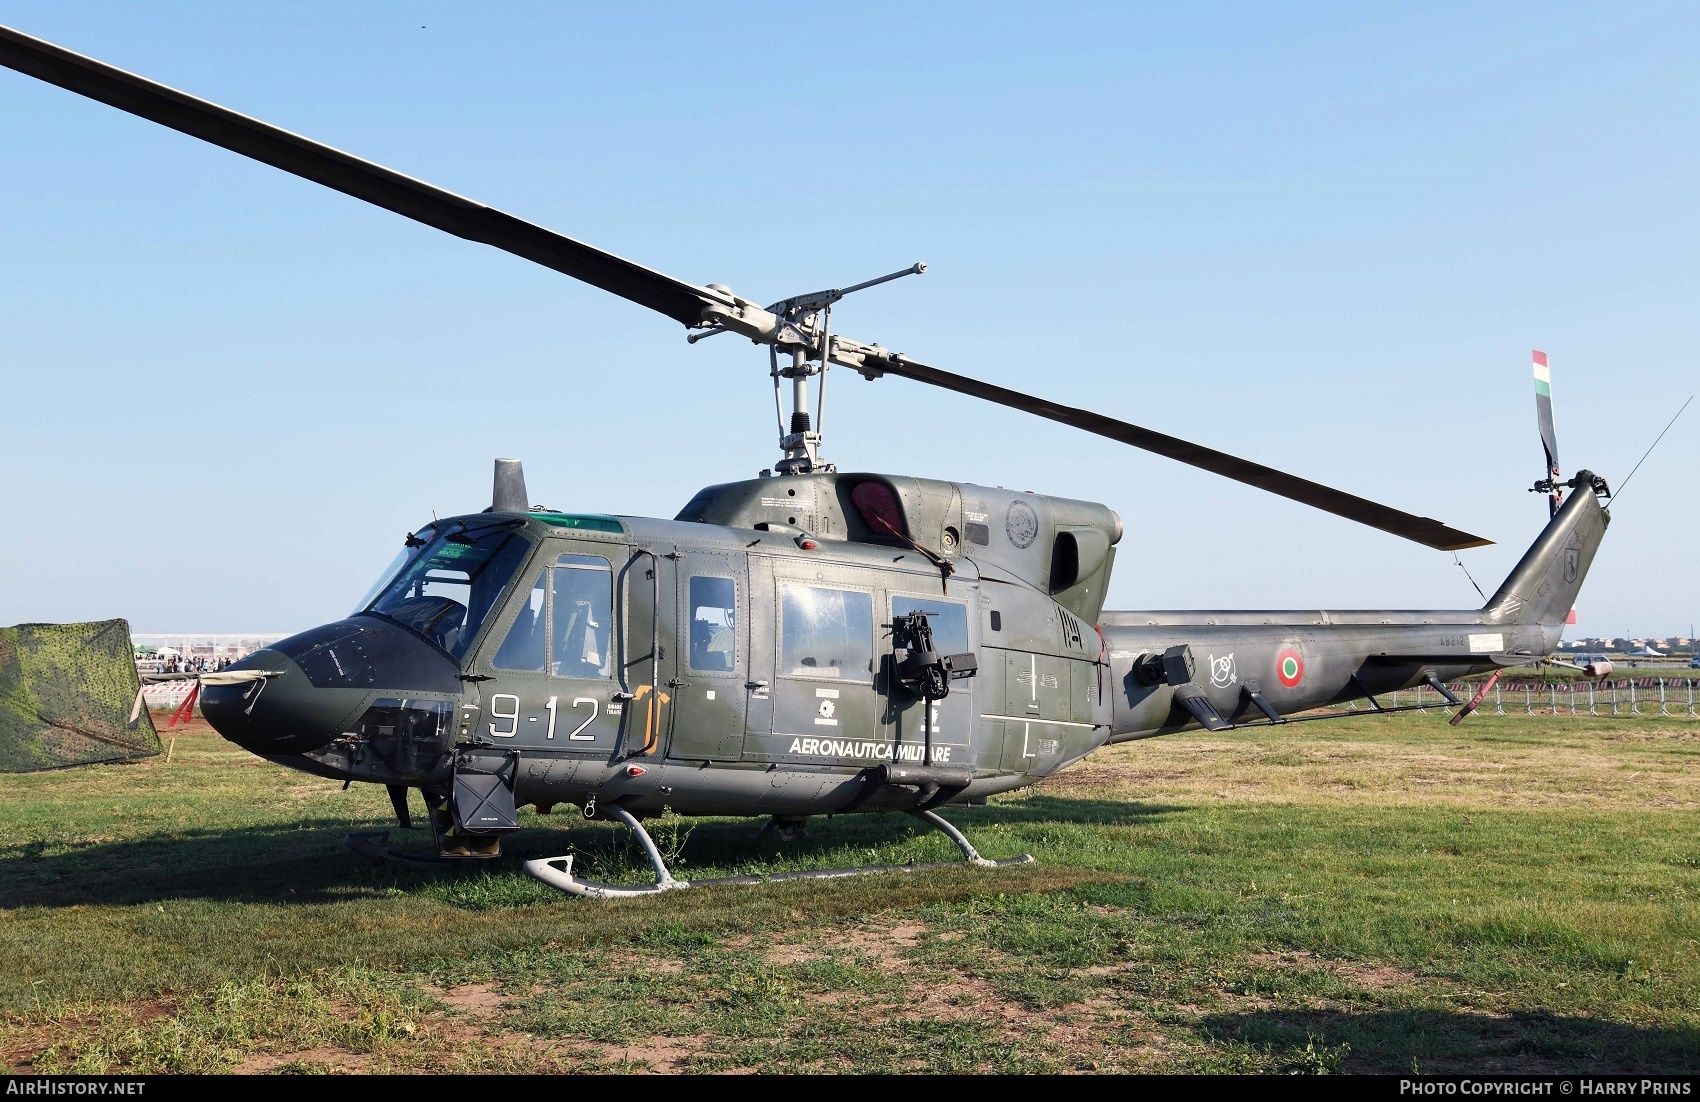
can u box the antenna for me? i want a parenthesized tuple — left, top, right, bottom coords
(1611, 395, 1692, 505)
(1453, 551, 1487, 604)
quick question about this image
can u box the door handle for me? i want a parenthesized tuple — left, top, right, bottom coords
(745, 680, 769, 691)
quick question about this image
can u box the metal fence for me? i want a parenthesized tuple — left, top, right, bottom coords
(1353, 677, 1700, 718)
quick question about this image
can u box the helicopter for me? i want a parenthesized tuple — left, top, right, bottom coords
(0, 25, 1612, 898)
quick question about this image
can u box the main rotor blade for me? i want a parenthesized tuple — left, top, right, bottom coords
(852, 351, 1494, 551)
(0, 24, 714, 326)
(0, 21, 1499, 555)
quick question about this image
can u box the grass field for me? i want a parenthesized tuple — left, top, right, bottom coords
(1, 709, 1697, 1074)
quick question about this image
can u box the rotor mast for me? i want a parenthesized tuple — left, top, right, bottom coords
(773, 345, 826, 474)
(714, 262, 926, 475)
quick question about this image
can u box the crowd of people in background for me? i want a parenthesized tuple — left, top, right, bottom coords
(142, 655, 236, 675)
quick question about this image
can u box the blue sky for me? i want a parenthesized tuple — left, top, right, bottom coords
(0, 1, 1694, 636)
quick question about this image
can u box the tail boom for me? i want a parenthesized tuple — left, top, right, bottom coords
(1097, 481, 1609, 741)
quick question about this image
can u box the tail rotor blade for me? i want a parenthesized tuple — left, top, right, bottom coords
(1532, 350, 1561, 514)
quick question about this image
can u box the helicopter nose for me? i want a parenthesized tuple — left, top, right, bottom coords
(200, 650, 369, 755)
(202, 616, 461, 756)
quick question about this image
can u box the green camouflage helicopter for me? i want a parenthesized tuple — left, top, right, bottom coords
(0, 25, 1611, 898)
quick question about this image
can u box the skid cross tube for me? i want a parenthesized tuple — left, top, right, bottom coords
(523, 806, 1033, 899)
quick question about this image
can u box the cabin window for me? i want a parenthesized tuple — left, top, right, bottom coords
(780, 585, 874, 681)
(688, 576, 738, 673)
(890, 596, 970, 654)
(550, 554, 613, 678)
(367, 520, 530, 660)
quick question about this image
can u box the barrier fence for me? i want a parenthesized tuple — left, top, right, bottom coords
(140, 681, 200, 709)
(1352, 677, 1700, 718)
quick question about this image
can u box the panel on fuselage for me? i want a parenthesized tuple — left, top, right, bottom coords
(741, 555, 986, 771)
(882, 587, 977, 768)
(664, 549, 749, 762)
(756, 563, 884, 765)
(975, 579, 1105, 775)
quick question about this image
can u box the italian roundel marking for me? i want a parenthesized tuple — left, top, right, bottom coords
(1275, 649, 1304, 688)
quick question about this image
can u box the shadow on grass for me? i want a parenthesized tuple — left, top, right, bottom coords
(0, 795, 1178, 909)
(953, 795, 1186, 828)
(1198, 1007, 1700, 1074)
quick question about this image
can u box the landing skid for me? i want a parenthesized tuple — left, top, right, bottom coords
(522, 806, 1034, 900)
(344, 829, 453, 868)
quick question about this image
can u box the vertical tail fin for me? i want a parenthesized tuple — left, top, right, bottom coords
(1483, 472, 1609, 629)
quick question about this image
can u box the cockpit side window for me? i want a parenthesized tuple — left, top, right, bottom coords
(492, 573, 547, 672)
(366, 521, 530, 660)
(551, 555, 613, 679)
(487, 553, 613, 678)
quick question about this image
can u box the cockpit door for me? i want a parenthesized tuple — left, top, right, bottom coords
(473, 542, 623, 755)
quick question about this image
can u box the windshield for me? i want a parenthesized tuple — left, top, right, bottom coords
(353, 548, 413, 615)
(365, 520, 532, 660)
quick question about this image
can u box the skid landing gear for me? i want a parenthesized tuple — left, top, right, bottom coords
(344, 783, 512, 865)
(344, 829, 450, 868)
(522, 806, 1034, 900)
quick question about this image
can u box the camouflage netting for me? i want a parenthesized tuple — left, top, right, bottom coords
(0, 619, 160, 772)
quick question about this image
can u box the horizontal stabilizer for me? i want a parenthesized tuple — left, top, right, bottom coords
(1171, 684, 1232, 732)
